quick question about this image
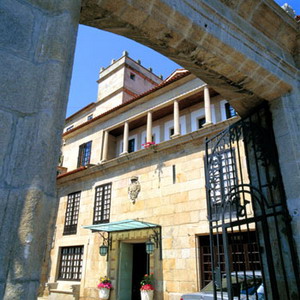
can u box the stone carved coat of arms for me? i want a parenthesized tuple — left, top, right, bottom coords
(128, 176, 141, 204)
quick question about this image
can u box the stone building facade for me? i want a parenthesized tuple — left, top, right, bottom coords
(42, 53, 247, 300)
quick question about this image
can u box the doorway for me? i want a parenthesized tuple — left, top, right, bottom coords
(132, 243, 148, 299)
(118, 242, 148, 300)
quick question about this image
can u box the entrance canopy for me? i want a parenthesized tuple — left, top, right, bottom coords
(83, 219, 160, 232)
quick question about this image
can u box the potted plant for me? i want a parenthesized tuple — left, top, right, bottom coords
(97, 276, 113, 299)
(142, 142, 157, 150)
(140, 273, 154, 300)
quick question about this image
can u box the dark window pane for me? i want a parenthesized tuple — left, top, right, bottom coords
(63, 191, 81, 235)
(93, 183, 112, 224)
(58, 246, 84, 281)
(128, 139, 135, 153)
(130, 73, 135, 80)
(169, 128, 174, 137)
(198, 117, 206, 129)
(225, 103, 237, 119)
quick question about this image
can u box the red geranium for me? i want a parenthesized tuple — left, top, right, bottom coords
(140, 273, 154, 291)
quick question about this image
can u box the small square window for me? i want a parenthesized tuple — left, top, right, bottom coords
(87, 114, 93, 121)
(198, 117, 206, 129)
(130, 73, 136, 80)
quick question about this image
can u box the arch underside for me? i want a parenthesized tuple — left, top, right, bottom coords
(80, 0, 299, 116)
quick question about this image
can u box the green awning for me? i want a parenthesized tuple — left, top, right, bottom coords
(83, 219, 160, 233)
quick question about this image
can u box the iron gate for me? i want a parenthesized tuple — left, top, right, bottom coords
(205, 104, 300, 300)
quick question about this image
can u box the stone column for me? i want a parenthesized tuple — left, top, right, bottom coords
(204, 85, 212, 126)
(121, 121, 129, 155)
(146, 111, 153, 143)
(0, 1, 81, 299)
(102, 131, 109, 161)
(270, 89, 300, 262)
(173, 100, 180, 137)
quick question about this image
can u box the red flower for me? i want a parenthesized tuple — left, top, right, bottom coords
(140, 284, 154, 291)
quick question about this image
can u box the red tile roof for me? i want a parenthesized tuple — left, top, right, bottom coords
(63, 70, 191, 137)
(57, 166, 87, 179)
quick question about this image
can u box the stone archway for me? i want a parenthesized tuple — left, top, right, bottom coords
(0, 0, 299, 298)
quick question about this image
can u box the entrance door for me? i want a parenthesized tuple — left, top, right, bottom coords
(118, 243, 133, 300)
(118, 242, 148, 300)
(131, 243, 148, 300)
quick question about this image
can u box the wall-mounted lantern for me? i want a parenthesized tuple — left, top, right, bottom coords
(99, 244, 109, 256)
(98, 232, 112, 259)
(146, 240, 155, 255)
(145, 228, 161, 258)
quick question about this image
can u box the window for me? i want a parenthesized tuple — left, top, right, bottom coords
(128, 138, 135, 153)
(199, 232, 260, 288)
(63, 191, 81, 235)
(169, 128, 174, 138)
(66, 125, 74, 132)
(198, 117, 206, 129)
(93, 183, 112, 224)
(130, 73, 135, 80)
(87, 114, 93, 121)
(58, 246, 84, 281)
(225, 103, 237, 119)
(77, 141, 92, 167)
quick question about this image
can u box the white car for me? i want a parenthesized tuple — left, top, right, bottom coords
(181, 271, 264, 300)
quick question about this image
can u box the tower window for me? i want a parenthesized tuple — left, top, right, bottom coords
(130, 73, 136, 80)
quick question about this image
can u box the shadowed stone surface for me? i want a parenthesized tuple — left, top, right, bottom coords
(0, 0, 81, 298)
(80, 0, 299, 115)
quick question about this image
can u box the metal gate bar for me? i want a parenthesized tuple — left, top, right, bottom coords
(205, 103, 300, 300)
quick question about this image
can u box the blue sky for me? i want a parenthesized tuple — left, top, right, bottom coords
(67, 1, 300, 117)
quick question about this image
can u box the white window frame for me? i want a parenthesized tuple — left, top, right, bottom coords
(164, 116, 186, 141)
(119, 134, 138, 154)
(191, 108, 205, 132)
(220, 100, 228, 121)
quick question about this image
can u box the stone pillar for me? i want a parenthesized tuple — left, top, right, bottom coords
(146, 111, 153, 143)
(204, 85, 212, 126)
(121, 121, 129, 155)
(0, 1, 81, 299)
(173, 100, 180, 137)
(102, 131, 109, 161)
(270, 89, 300, 262)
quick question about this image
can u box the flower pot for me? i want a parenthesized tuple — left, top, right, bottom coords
(140, 289, 154, 300)
(99, 288, 110, 299)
